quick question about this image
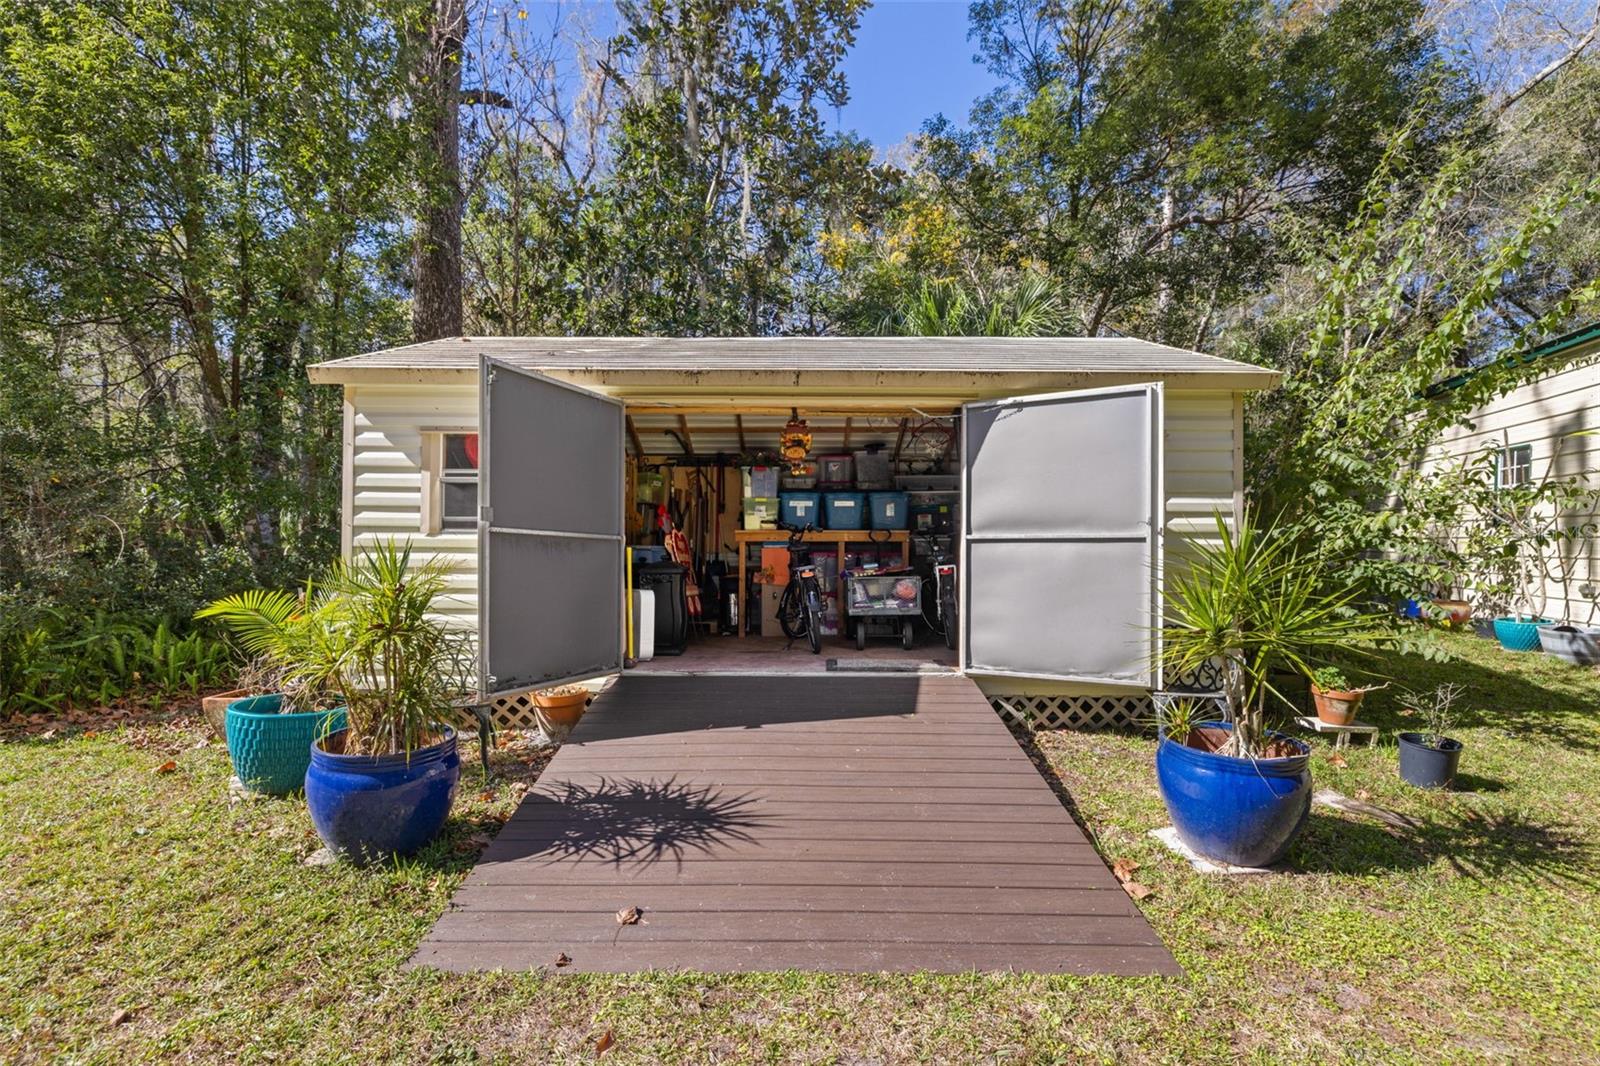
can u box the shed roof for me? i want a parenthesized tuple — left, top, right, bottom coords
(307, 335, 1279, 391)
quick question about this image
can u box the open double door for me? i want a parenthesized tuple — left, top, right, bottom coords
(477, 358, 1162, 698)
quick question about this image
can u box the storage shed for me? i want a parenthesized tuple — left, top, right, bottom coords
(307, 336, 1278, 727)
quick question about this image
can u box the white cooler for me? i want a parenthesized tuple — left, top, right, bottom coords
(631, 589, 656, 661)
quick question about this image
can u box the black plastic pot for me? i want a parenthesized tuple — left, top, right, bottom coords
(1397, 732, 1462, 789)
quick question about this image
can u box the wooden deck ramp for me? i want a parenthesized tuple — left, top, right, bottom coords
(412, 674, 1178, 975)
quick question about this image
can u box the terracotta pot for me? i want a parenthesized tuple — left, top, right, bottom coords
(1311, 685, 1363, 726)
(201, 688, 250, 740)
(1431, 598, 1472, 626)
(532, 690, 591, 737)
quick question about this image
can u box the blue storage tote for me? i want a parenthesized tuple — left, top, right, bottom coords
(823, 491, 867, 530)
(868, 492, 909, 530)
(779, 491, 823, 529)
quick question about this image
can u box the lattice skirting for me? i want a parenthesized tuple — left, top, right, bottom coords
(988, 694, 1149, 731)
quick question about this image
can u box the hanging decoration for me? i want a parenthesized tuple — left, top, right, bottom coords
(779, 418, 813, 473)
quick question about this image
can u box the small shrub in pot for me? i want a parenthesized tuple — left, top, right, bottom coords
(1397, 683, 1465, 790)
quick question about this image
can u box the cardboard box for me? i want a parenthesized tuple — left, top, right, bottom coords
(759, 546, 791, 587)
(760, 583, 786, 638)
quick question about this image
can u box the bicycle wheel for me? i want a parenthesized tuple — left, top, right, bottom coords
(804, 586, 823, 654)
(941, 584, 957, 650)
(777, 582, 806, 640)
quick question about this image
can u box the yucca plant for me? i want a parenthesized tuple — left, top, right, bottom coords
(198, 542, 466, 756)
(1161, 512, 1394, 758)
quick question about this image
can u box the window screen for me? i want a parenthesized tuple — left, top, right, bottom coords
(441, 432, 479, 530)
(1497, 444, 1532, 489)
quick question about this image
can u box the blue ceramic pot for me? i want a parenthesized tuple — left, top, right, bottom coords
(304, 726, 460, 864)
(225, 694, 346, 797)
(1156, 722, 1312, 868)
(1492, 616, 1552, 652)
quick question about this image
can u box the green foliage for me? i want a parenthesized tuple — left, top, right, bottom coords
(0, 610, 232, 715)
(200, 543, 469, 755)
(1310, 666, 1351, 691)
(867, 274, 1069, 337)
(1161, 512, 1396, 756)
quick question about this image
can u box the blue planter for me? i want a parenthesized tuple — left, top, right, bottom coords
(304, 726, 461, 864)
(225, 695, 346, 797)
(1492, 616, 1552, 652)
(1156, 723, 1312, 868)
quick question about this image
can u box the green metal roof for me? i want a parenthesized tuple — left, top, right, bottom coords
(1426, 320, 1600, 397)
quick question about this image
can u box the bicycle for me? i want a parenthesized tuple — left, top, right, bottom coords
(776, 522, 826, 654)
(920, 537, 959, 651)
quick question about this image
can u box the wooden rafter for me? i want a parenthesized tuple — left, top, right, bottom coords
(676, 414, 695, 455)
(625, 415, 644, 458)
(735, 413, 746, 452)
(891, 417, 909, 461)
(842, 417, 853, 450)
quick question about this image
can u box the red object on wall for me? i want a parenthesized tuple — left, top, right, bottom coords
(463, 433, 479, 468)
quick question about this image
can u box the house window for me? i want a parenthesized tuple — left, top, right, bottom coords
(1496, 443, 1532, 489)
(424, 431, 479, 533)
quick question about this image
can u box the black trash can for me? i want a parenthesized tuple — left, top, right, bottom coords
(634, 561, 689, 656)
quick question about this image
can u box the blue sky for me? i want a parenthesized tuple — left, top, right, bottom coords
(832, 1, 997, 148)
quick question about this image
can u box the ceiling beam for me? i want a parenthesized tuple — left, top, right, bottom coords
(624, 405, 922, 416)
(842, 417, 853, 450)
(625, 415, 644, 457)
(676, 414, 695, 455)
(891, 417, 909, 461)
(735, 413, 747, 452)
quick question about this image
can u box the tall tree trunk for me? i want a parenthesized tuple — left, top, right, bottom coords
(411, 0, 466, 341)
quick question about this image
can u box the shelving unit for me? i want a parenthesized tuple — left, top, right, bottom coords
(733, 528, 911, 639)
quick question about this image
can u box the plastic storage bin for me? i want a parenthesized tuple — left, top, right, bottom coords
(868, 491, 909, 530)
(854, 449, 893, 490)
(817, 454, 854, 489)
(742, 496, 780, 530)
(824, 491, 867, 530)
(779, 491, 823, 529)
(743, 465, 780, 498)
(779, 460, 819, 491)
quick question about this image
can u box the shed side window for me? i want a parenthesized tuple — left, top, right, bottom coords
(422, 431, 479, 533)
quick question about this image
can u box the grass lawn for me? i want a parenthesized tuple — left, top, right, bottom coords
(4, 629, 1600, 1063)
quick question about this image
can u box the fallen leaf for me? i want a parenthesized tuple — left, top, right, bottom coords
(154, 760, 176, 774)
(1326, 753, 1348, 768)
(595, 1030, 615, 1057)
(1355, 788, 1372, 802)
(1122, 881, 1155, 901)
(1110, 858, 1140, 884)
(83, 731, 99, 740)
(109, 1008, 132, 1026)
(477, 790, 496, 803)
(554, 952, 572, 968)
(615, 905, 642, 925)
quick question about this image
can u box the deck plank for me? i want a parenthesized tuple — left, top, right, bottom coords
(412, 674, 1177, 975)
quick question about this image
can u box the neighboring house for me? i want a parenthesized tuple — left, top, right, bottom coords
(1422, 321, 1600, 623)
(306, 336, 1278, 727)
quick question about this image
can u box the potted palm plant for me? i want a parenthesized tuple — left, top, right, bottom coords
(1157, 513, 1393, 867)
(201, 543, 466, 862)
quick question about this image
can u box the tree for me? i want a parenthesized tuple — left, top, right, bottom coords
(0, 0, 414, 620)
(833, 0, 1476, 346)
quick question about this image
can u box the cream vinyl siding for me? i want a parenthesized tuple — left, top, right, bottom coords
(1421, 357, 1600, 623)
(343, 383, 1243, 648)
(347, 384, 480, 630)
(1164, 390, 1240, 564)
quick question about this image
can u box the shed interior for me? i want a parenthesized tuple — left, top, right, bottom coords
(621, 403, 964, 672)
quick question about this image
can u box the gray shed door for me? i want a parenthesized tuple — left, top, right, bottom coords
(961, 383, 1163, 686)
(479, 357, 624, 695)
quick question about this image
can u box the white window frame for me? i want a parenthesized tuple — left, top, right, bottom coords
(1496, 443, 1533, 490)
(420, 428, 479, 535)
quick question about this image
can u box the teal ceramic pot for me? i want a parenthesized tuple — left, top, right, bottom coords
(1492, 617, 1552, 652)
(225, 694, 347, 796)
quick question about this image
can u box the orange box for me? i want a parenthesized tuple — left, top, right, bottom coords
(759, 547, 791, 587)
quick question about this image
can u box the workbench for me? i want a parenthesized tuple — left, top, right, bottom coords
(733, 528, 911, 639)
